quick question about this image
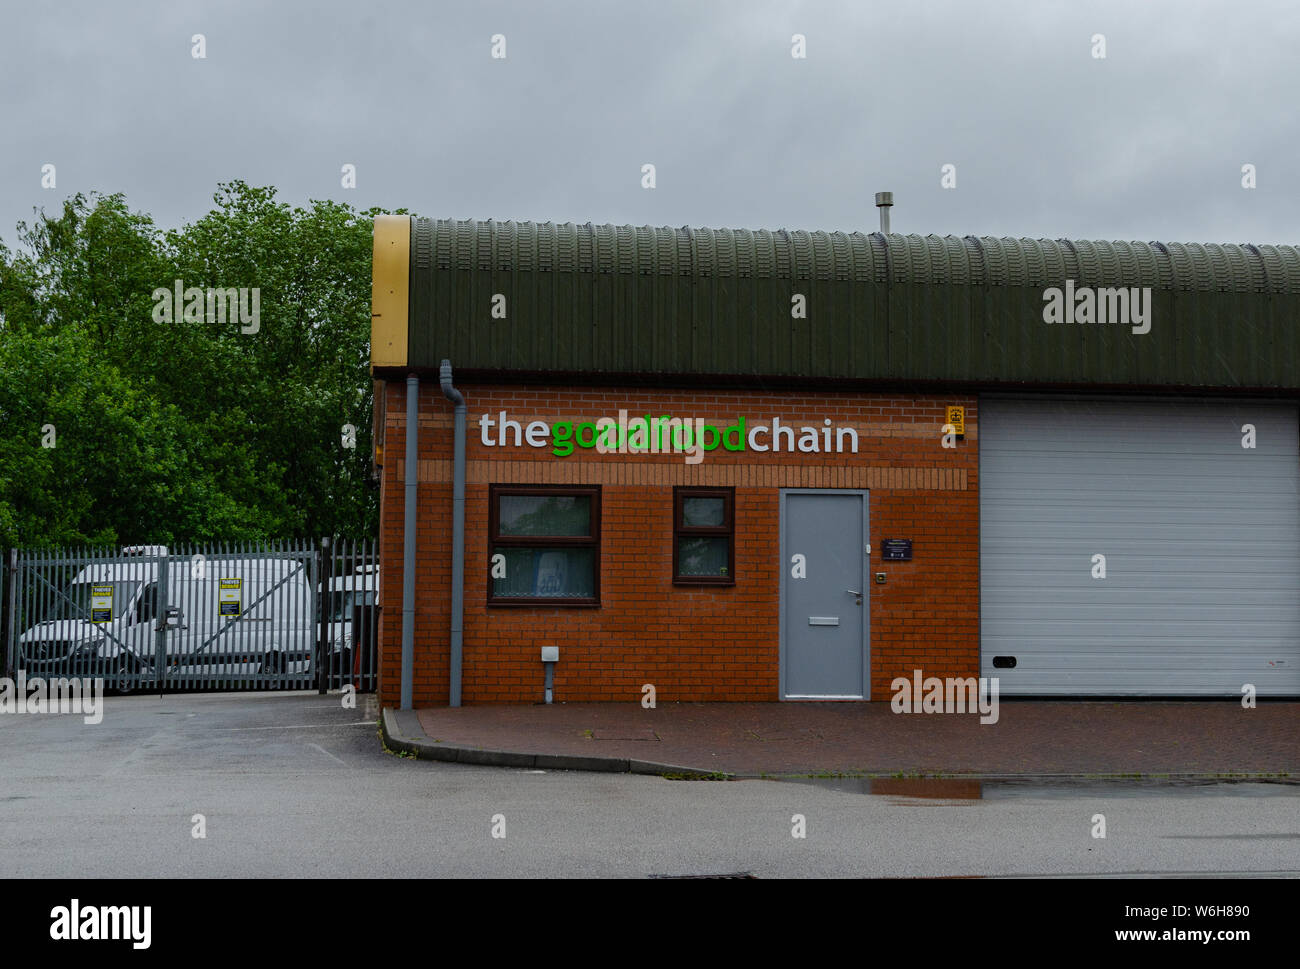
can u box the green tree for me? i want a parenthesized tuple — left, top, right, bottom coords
(0, 183, 396, 548)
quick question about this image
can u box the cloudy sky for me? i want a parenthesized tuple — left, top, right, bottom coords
(2, 0, 1296, 245)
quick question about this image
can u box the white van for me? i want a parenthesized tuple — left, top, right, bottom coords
(318, 564, 378, 678)
(17, 546, 319, 692)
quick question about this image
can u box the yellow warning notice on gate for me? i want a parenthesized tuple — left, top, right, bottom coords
(946, 405, 966, 436)
(218, 578, 242, 618)
(91, 584, 113, 623)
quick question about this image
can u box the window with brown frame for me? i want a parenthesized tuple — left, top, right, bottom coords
(488, 485, 600, 605)
(673, 487, 734, 585)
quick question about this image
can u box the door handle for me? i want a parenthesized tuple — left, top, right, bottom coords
(844, 589, 863, 597)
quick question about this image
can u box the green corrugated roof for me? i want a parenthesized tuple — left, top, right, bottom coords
(413, 219, 1300, 290)
(400, 218, 1300, 390)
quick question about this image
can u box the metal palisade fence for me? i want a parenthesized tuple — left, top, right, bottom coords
(1, 538, 377, 695)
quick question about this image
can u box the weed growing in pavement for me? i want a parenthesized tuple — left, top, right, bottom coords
(661, 771, 729, 781)
(377, 722, 417, 759)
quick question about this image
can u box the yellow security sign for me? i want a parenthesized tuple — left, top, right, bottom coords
(91, 585, 113, 623)
(946, 405, 966, 436)
(218, 578, 242, 618)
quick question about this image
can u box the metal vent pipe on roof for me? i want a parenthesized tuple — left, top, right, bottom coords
(875, 192, 893, 234)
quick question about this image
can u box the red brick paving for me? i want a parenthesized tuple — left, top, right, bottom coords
(414, 701, 1300, 776)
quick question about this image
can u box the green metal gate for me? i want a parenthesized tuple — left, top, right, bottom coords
(2, 539, 377, 694)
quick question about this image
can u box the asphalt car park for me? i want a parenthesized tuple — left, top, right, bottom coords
(2, 692, 1298, 878)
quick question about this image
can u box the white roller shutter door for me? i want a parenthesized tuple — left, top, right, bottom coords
(980, 397, 1300, 696)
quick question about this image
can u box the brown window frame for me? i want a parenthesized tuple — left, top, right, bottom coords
(673, 486, 735, 586)
(488, 484, 601, 606)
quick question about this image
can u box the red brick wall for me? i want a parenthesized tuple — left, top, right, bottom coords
(377, 383, 979, 706)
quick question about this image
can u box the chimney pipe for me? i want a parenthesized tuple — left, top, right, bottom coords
(875, 191, 893, 234)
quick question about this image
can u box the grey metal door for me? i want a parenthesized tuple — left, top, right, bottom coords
(780, 490, 868, 699)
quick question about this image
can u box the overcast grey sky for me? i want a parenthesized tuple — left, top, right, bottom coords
(2, 0, 1296, 245)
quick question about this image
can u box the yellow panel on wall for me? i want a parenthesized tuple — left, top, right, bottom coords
(371, 215, 410, 370)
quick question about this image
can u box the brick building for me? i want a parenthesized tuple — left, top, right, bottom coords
(370, 215, 1300, 708)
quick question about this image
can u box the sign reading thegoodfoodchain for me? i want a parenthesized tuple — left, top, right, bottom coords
(479, 410, 859, 466)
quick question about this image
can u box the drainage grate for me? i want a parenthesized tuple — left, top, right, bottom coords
(650, 871, 757, 879)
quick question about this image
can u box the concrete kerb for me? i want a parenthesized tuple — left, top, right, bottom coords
(379, 709, 1298, 782)
(380, 707, 733, 779)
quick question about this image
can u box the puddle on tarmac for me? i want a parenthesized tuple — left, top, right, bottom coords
(767, 776, 1300, 800)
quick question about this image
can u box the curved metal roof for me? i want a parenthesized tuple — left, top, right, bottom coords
(414, 217, 1300, 293)
(391, 217, 1300, 390)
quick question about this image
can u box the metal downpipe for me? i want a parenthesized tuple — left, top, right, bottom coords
(439, 360, 466, 708)
(400, 374, 418, 710)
